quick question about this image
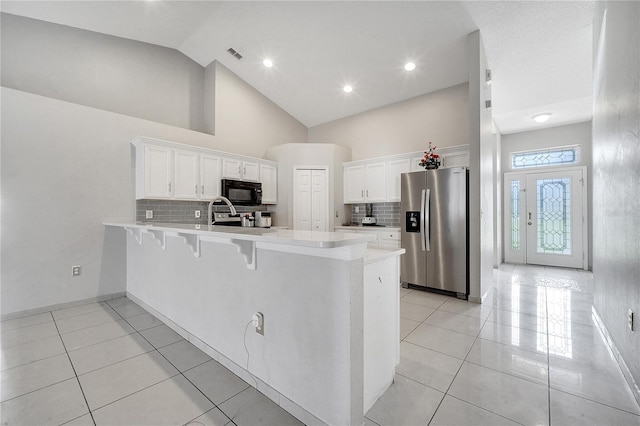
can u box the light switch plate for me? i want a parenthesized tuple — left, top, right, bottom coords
(146, 210, 153, 219)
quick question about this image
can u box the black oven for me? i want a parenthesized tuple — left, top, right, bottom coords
(221, 179, 262, 206)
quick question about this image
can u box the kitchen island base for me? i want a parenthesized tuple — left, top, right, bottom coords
(118, 224, 402, 426)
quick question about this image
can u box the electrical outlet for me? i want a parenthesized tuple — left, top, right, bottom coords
(195, 210, 201, 218)
(355, 206, 360, 213)
(72, 265, 81, 277)
(252, 312, 264, 335)
(629, 309, 634, 331)
(145, 210, 153, 219)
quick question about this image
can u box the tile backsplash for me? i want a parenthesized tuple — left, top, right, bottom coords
(350, 202, 400, 227)
(136, 200, 267, 224)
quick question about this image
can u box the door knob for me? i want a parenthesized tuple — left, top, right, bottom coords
(528, 222, 532, 225)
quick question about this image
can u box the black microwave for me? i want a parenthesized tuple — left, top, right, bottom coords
(221, 179, 262, 206)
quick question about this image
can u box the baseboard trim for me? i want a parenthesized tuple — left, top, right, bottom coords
(592, 307, 640, 408)
(1, 292, 127, 321)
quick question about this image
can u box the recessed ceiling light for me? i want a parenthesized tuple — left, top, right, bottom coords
(343, 85, 353, 93)
(263, 58, 273, 68)
(404, 62, 416, 71)
(533, 113, 552, 123)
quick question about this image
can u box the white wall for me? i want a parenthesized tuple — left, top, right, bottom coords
(308, 83, 469, 160)
(592, 0, 640, 403)
(468, 31, 495, 302)
(1, 85, 307, 316)
(501, 121, 593, 267)
(1, 13, 206, 132)
(212, 62, 308, 158)
(265, 143, 351, 229)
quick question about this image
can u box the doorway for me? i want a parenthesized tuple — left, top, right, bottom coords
(293, 167, 329, 231)
(504, 167, 587, 269)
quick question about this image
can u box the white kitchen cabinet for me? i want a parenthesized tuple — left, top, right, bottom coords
(133, 137, 277, 201)
(387, 159, 411, 202)
(222, 158, 259, 182)
(343, 162, 387, 203)
(242, 161, 259, 182)
(378, 230, 401, 249)
(200, 154, 221, 199)
(141, 144, 173, 199)
(344, 165, 365, 203)
(174, 149, 199, 199)
(365, 162, 388, 202)
(260, 164, 278, 204)
(174, 151, 221, 200)
(334, 226, 401, 250)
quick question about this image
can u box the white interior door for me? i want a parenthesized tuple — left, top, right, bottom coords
(294, 168, 328, 231)
(311, 169, 328, 231)
(504, 167, 586, 268)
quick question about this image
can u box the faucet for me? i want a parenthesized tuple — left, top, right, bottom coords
(208, 196, 238, 226)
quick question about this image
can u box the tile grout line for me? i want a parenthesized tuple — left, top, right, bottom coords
(50, 310, 97, 426)
(545, 284, 552, 426)
(109, 300, 237, 426)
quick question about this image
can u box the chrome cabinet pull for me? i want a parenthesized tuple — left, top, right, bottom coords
(168, 183, 171, 192)
(201, 185, 204, 194)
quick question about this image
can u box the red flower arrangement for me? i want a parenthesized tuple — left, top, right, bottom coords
(419, 142, 441, 169)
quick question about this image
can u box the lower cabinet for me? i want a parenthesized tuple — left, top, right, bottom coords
(334, 227, 400, 249)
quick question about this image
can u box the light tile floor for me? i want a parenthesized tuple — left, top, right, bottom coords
(1, 264, 639, 425)
(369, 264, 640, 426)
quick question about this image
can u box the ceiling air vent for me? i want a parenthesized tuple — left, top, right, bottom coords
(227, 48, 243, 61)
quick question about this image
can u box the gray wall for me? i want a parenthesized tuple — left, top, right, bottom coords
(592, 1, 640, 401)
(1, 13, 206, 132)
(501, 121, 593, 267)
(308, 83, 469, 160)
(1, 17, 308, 315)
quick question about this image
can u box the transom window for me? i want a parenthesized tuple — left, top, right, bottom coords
(511, 146, 579, 169)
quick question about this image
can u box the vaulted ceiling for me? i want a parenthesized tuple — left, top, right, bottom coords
(1, 1, 595, 134)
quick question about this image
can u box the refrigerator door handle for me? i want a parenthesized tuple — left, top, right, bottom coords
(425, 188, 431, 251)
(420, 189, 426, 251)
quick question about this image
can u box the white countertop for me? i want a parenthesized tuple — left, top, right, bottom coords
(105, 221, 376, 249)
(364, 248, 406, 264)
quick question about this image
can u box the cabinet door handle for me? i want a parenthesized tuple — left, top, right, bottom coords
(201, 185, 205, 194)
(361, 190, 364, 197)
(168, 183, 172, 193)
(366, 190, 369, 197)
(238, 166, 242, 175)
(195, 185, 198, 194)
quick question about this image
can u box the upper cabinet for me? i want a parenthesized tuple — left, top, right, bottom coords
(142, 144, 173, 199)
(344, 145, 470, 204)
(260, 164, 278, 204)
(344, 162, 388, 203)
(387, 159, 412, 201)
(343, 165, 365, 203)
(133, 137, 276, 202)
(222, 158, 259, 182)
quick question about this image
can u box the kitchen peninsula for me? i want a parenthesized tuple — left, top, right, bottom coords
(105, 222, 404, 426)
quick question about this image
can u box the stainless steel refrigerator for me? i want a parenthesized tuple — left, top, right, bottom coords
(400, 167, 468, 298)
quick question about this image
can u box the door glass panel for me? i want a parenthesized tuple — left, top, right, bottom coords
(510, 180, 521, 251)
(536, 178, 571, 254)
(512, 147, 578, 169)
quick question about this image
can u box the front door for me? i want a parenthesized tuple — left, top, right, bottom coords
(504, 167, 586, 269)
